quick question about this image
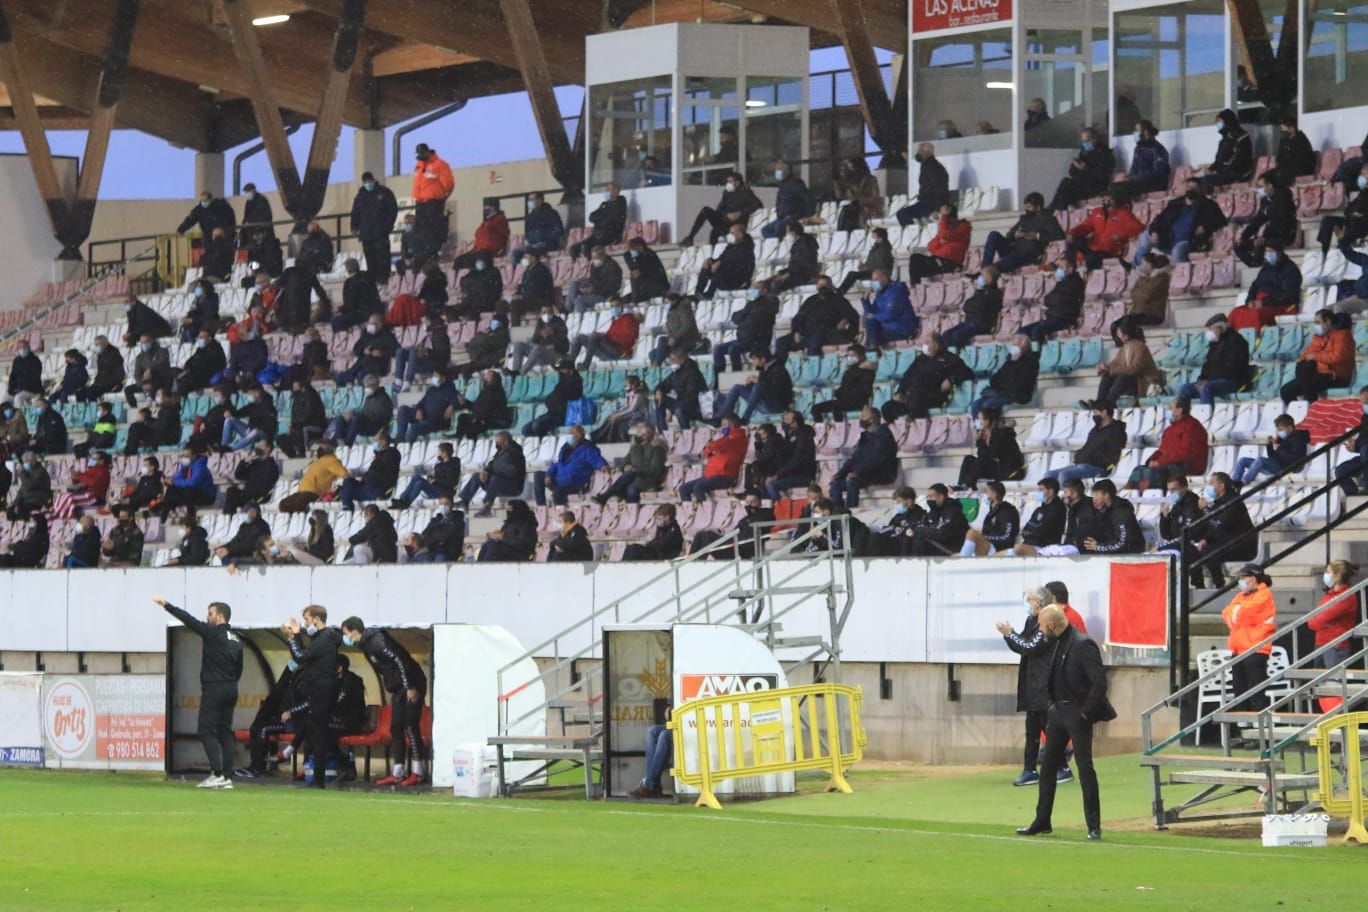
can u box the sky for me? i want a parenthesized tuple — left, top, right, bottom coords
(0, 47, 875, 200)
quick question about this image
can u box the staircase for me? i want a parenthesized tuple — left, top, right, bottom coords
(1141, 577, 1368, 829)
(0, 242, 159, 349)
(488, 514, 857, 797)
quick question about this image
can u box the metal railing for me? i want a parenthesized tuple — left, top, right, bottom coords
(2, 242, 159, 348)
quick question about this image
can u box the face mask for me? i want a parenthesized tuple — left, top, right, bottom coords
(1133, 131, 1142, 142)
(363, 182, 376, 191)
(724, 183, 737, 193)
(1007, 344, 1022, 360)
(1027, 491, 1044, 505)
(194, 286, 204, 298)
(1205, 329, 1219, 344)
(1362, 403, 1368, 416)
(1359, 176, 1368, 191)
(893, 504, 907, 515)
(179, 457, 190, 467)
(1257, 188, 1268, 201)
(591, 258, 603, 269)
(936, 130, 949, 140)
(474, 260, 486, 271)
(428, 375, 443, 388)
(1265, 251, 1279, 266)
(1081, 140, 1094, 152)
(201, 200, 210, 208)
(195, 339, 207, 349)
(1054, 267, 1067, 282)
(603, 192, 613, 202)
(746, 288, 760, 301)
(142, 466, 155, 476)
(18, 348, 30, 357)
(1237, 579, 1252, 591)
(489, 319, 501, 330)
(726, 235, 737, 245)
(975, 276, 986, 289)
(1165, 491, 1181, 506)
(247, 192, 256, 200)
(1203, 485, 1218, 501)
(1315, 324, 1327, 337)
(140, 343, 151, 353)
(846, 354, 859, 365)
(974, 419, 985, 431)
(26, 522, 35, 532)
(920, 344, 931, 356)
(1186, 191, 1200, 202)
(341, 634, 356, 648)
(95, 344, 105, 354)
(371, 441, 382, 453)
(872, 279, 885, 292)
(1324, 572, 1336, 589)
(268, 545, 281, 558)
(304, 623, 318, 635)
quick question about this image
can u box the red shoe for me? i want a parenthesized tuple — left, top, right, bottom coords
(375, 774, 401, 786)
(398, 773, 423, 787)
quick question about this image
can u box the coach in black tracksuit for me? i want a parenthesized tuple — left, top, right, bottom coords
(157, 597, 243, 784)
(287, 606, 341, 789)
(343, 617, 428, 784)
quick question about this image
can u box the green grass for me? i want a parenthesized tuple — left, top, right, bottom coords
(0, 757, 1354, 911)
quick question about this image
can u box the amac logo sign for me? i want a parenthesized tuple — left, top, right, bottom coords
(44, 680, 94, 759)
(679, 674, 778, 701)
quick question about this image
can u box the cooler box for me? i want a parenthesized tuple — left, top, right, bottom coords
(1261, 814, 1330, 847)
(452, 743, 497, 798)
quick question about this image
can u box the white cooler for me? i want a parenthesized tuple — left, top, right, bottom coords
(451, 743, 498, 798)
(1261, 814, 1330, 847)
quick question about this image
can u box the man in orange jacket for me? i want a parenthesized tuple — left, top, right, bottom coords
(679, 415, 747, 502)
(1126, 397, 1209, 490)
(1281, 308, 1354, 405)
(1222, 563, 1277, 712)
(411, 142, 454, 267)
(1065, 192, 1144, 270)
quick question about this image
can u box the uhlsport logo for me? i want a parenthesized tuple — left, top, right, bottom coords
(44, 680, 94, 759)
(679, 674, 779, 701)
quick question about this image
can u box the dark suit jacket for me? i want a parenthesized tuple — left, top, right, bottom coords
(1048, 627, 1117, 722)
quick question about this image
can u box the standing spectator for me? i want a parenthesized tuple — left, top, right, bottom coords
(624, 237, 670, 302)
(838, 226, 895, 293)
(1228, 244, 1301, 331)
(512, 191, 564, 264)
(7, 340, 43, 406)
(596, 423, 667, 504)
(239, 183, 273, 245)
(511, 303, 570, 375)
(905, 204, 972, 284)
(649, 294, 703, 367)
(410, 143, 454, 267)
(476, 500, 537, 563)
(176, 190, 236, 238)
(1221, 564, 1276, 710)
(834, 156, 883, 229)
(1126, 398, 1209, 490)
(198, 227, 235, 282)
(1273, 117, 1316, 186)
(860, 269, 918, 347)
(679, 415, 747, 502)
(940, 267, 1003, 349)
(570, 184, 628, 258)
(453, 370, 511, 439)
(548, 510, 594, 562)
(568, 300, 639, 370)
(1048, 128, 1115, 211)
(829, 407, 898, 509)
(459, 431, 526, 516)
(1065, 192, 1144, 271)
(1200, 109, 1254, 192)
(1191, 472, 1257, 588)
(981, 193, 1065, 274)
(221, 441, 280, 515)
(971, 334, 1040, 415)
(1281, 308, 1354, 405)
(274, 260, 331, 333)
(812, 344, 876, 421)
(350, 172, 399, 282)
(712, 348, 793, 422)
(774, 276, 858, 359)
(882, 333, 973, 422)
(534, 425, 607, 506)
(654, 347, 708, 431)
(1177, 314, 1251, 406)
(102, 506, 144, 567)
(1045, 400, 1125, 484)
(896, 143, 950, 224)
(1233, 414, 1309, 486)
(1234, 171, 1297, 268)
(1095, 321, 1160, 404)
(157, 448, 218, 519)
(1021, 260, 1086, 342)
(681, 173, 761, 247)
(565, 246, 623, 314)
(297, 221, 335, 274)
(522, 359, 584, 436)
(622, 503, 684, 561)
(1134, 178, 1228, 265)
(761, 159, 814, 238)
(958, 407, 1024, 488)
(1311, 561, 1362, 681)
(960, 481, 1019, 556)
(78, 336, 125, 401)
(695, 224, 755, 299)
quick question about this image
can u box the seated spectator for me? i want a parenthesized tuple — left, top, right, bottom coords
(176, 330, 227, 397)
(649, 295, 705, 367)
(454, 252, 503, 319)
(906, 204, 971, 284)
(451, 310, 510, 378)
(400, 532, 438, 564)
(940, 267, 1003, 350)
(771, 222, 820, 292)
(960, 481, 1020, 556)
(1000, 477, 1067, 558)
(882, 333, 972, 422)
(1333, 232, 1368, 314)
(346, 504, 398, 565)
(1281, 309, 1354, 405)
(332, 258, 382, 332)
(802, 498, 870, 557)
(121, 293, 172, 348)
(1065, 192, 1144, 271)
(680, 415, 747, 503)
(958, 407, 1024, 488)
(759, 411, 816, 502)
(860, 269, 917, 347)
(6, 340, 43, 407)
(513, 303, 571, 375)
(1336, 387, 1368, 494)
(907, 484, 969, 556)
(971, 333, 1039, 414)
(1273, 116, 1316, 187)
(222, 440, 280, 515)
(830, 407, 898, 509)
(222, 384, 278, 452)
(1045, 400, 1125, 484)
(49, 349, 89, 404)
(325, 374, 392, 446)
(1235, 171, 1297, 268)
(454, 369, 511, 439)
(451, 201, 510, 271)
(298, 220, 336, 273)
(156, 448, 217, 519)
(569, 299, 640, 370)
(695, 224, 755, 299)
(77, 336, 125, 401)
(654, 347, 708, 431)
(523, 358, 584, 436)
(1081, 479, 1144, 554)
(1228, 244, 1302, 331)
(116, 456, 165, 513)
(597, 423, 667, 504)
(476, 500, 537, 563)
(72, 401, 117, 459)
(569, 184, 628, 258)
(1114, 253, 1172, 335)
(1125, 398, 1209, 490)
(896, 144, 950, 224)
(1190, 472, 1257, 587)
(622, 503, 684, 561)
(62, 450, 112, 512)
(414, 262, 450, 321)
(624, 237, 671, 303)
(1234, 414, 1309, 487)
(167, 512, 211, 567)
(306, 510, 337, 563)
(812, 344, 876, 421)
(1176, 314, 1251, 406)
(681, 172, 761, 246)
(592, 375, 651, 445)
(1122, 120, 1170, 196)
(511, 191, 564, 264)
(834, 156, 883, 230)
(1095, 321, 1160, 404)
(1319, 163, 1368, 254)
(692, 492, 775, 559)
(64, 514, 102, 569)
(774, 276, 858, 360)
(712, 283, 777, 375)
(547, 510, 595, 562)
(335, 315, 399, 387)
(396, 368, 459, 442)
(415, 495, 464, 563)
(459, 431, 526, 516)
(866, 486, 927, 557)
(102, 506, 145, 567)
(534, 424, 608, 506)
(8, 450, 51, 519)
(30, 398, 67, 455)
(2, 401, 30, 453)
(508, 250, 555, 326)
(1199, 109, 1254, 193)
(713, 348, 793, 422)
(838, 226, 895, 293)
(180, 278, 221, 342)
(981, 192, 1065, 274)
(744, 422, 788, 494)
(278, 376, 327, 458)
(393, 441, 462, 508)
(1048, 128, 1115, 212)
(222, 312, 269, 388)
(124, 335, 173, 407)
(762, 159, 814, 238)
(0, 512, 48, 568)
(339, 431, 400, 510)
(1152, 474, 1203, 568)
(1134, 179, 1227, 265)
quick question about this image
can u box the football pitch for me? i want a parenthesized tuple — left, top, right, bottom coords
(0, 756, 1352, 911)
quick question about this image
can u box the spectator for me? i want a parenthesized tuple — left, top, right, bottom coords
(453, 369, 511, 439)
(958, 406, 1024, 488)
(102, 506, 145, 567)
(1235, 171, 1297, 268)
(198, 227, 235, 282)
(759, 411, 817, 502)
(62, 450, 111, 511)
(1273, 117, 1316, 186)
(221, 440, 280, 515)
(459, 431, 526, 516)
(77, 336, 124, 401)
(1153, 474, 1203, 570)
(649, 294, 703, 366)
(6, 340, 43, 406)
(570, 184, 628, 257)
(325, 374, 392, 446)
(1113, 253, 1172, 336)
(523, 358, 584, 436)
(981, 192, 1065, 274)
(451, 200, 510, 270)
(908, 484, 969, 556)
(1095, 321, 1160, 404)
(1319, 162, 1368, 254)
(534, 425, 608, 506)
(802, 498, 870, 556)
(896, 143, 950, 223)
(1220, 564, 1276, 709)
(969, 334, 1038, 415)
(401, 532, 437, 564)
(1046, 400, 1125, 484)
(507, 251, 555, 326)
(1281, 308, 1354, 405)
(177, 190, 235, 238)
(960, 481, 1019, 556)
(174, 331, 225, 398)
(712, 348, 793, 422)
(834, 156, 883, 230)
(64, 515, 102, 569)
(222, 313, 268, 387)
(157, 448, 217, 519)
(72, 402, 117, 458)
(830, 407, 898, 509)
(934, 120, 962, 139)
(906, 204, 972, 284)
(597, 423, 667, 504)
(1176, 314, 1251, 406)
(451, 310, 510, 378)
(1200, 109, 1254, 192)
(941, 267, 1003, 350)
(1021, 260, 1086, 342)
(1134, 178, 1227, 265)
(866, 486, 927, 557)
(1048, 128, 1115, 211)
(50, 349, 89, 403)
(476, 500, 538, 563)
(409, 143, 454, 267)
(680, 415, 747, 502)
(395, 368, 459, 442)
(1229, 244, 1301, 333)
(0, 402, 29, 454)
(592, 375, 651, 445)
(350, 171, 399, 281)
(681, 172, 762, 246)
(0, 513, 48, 568)
(332, 258, 382, 332)
(222, 385, 278, 452)
(122, 294, 173, 348)
(167, 512, 210, 568)
(271, 259, 329, 333)
(548, 510, 594, 562)
(771, 222, 820, 292)
(882, 333, 973, 422)
(695, 223, 755, 299)
(622, 503, 684, 561)
(1311, 561, 1362, 676)
(1336, 387, 1368, 495)
(691, 492, 775, 559)
(860, 269, 918, 347)
(761, 159, 814, 238)
(30, 398, 67, 455)
(116, 456, 164, 513)
(1126, 398, 1209, 490)
(1191, 472, 1257, 587)
(278, 442, 347, 513)
(1081, 479, 1144, 554)
(745, 422, 788, 494)
(1065, 192, 1144, 271)
(511, 303, 570, 375)
(838, 226, 895, 293)
(393, 441, 462, 508)
(568, 300, 640, 370)
(417, 495, 465, 563)
(335, 315, 399, 387)
(512, 191, 565, 264)
(454, 252, 503, 318)
(624, 237, 671, 302)
(713, 283, 778, 374)
(346, 504, 398, 565)
(339, 432, 400, 510)
(393, 314, 452, 392)
(304, 509, 336, 564)
(8, 450, 50, 518)
(774, 276, 858, 359)
(812, 344, 877, 421)
(1334, 232, 1368, 314)
(1003, 478, 1068, 558)
(1233, 414, 1308, 487)
(297, 220, 335, 274)
(655, 347, 708, 431)
(565, 246, 623, 314)
(245, 229, 283, 278)
(1122, 120, 1170, 196)
(278, 376, 327, 458)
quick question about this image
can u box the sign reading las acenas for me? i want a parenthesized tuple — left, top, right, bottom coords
(914, 0, 1012, 32)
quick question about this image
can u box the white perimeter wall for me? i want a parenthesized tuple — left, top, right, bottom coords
(0, 155, 75, 311)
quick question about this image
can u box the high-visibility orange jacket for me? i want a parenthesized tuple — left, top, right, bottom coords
(412, 154, 454, 202)
(1222, 582, 1276, 655)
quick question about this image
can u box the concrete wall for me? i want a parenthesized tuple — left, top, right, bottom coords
(0, 154, 76, 310)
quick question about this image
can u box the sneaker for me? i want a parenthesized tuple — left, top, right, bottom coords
(234, 767, 263, 780)
(214, 778, 234, 790)
(398, 773, 424, 787)
(1056, 766, 1074, 784)
(197, 774, 223, 789)
(375, 774, 402, 786)
(629, 784, 662, 799)
(1012, 770, 1040, 787)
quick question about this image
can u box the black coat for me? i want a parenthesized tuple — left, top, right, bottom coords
(470, 383, 511, 429)
(976, 426, 1024, 480)
(127, 300, 172, 340)
(830, 362, 876, 412)
(486, 442, 527, 491)
(791, 289, 858, 340)
(361, 447, 401, 496)
(731, 294, 780, 347)
(1149, 196, 1228, 252)
(1157, 490, 1203, 551)
(1247, 258, 1302, 310)
(981, 500, 1021, 551)
(625, 246, 670, 298)
(180, 343, 227, 390)
(350, 184, 399, 241)
(1062, 498, 1098, 550)
(178, 526, 211, 566)
(775, 425, 817, 478)
(1199, 329, 1252, 386)
(234, 454, 281, 502)
(421, 510, 466, 562)
(549, 524, 595, 562)
(587, 196, 628, 245)
(177, 198, 236, 236)
(459, 268, 503, 313)
(1075, 419, 1126, 470)
(69, 528, 102, 567)
(839, 425, 898, 483)
(963, 286, 1003, 331)
(222, 517, 270, 558)
(1242, 186, 1297, 250)
(785, 234, 820, 286)
(587, 256, 624, 299)
(1196, 491, 1257, 560)
(1212, 128, 1254, 181)
(774, 175, 813, 221)
(92, 345, 126, 390)
(1042, 274, 1085, 326)
(350, 510, 398, 563)
(1004, 614, 1052, 712)
(1088, 497, 1144, 554)
(291, 384, 327, 432)
(913, 500, 969, 554)
(7, 352, 42, 395)
(543, 372, 584, 425)
(499, 514, 539, 561)
(916, 156, 950, 209)
(242, 194, 274, 233)
(755, 360, 794, 413)
(1021, 496, 1067, 548)
(341, 273, 383, 321)
(711, 236, 755, 290)
(636, 520, 683, 561)
(1046, 626, 1117, 722)
(1069, 144, 1116, 196)
(716, 185, 762, 223)
(988, 352, 1039, 403)
(290, 626, 341, 693)
(656, 359, 707, 410)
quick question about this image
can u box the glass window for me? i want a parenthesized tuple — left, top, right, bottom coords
(587, 76, 673, 192)
(744, 76, 803, 187)
(913, 28, 1013, 147)
(681, 76, 739, 186)
(1304, 0, 1368, 114)
(1022, 29, 1104, 148)
(1113, 0, 1226, 134)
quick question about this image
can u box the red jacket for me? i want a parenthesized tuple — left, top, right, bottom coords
(1067, 205, 1144, 258)
(1309, 586, 1360, 647)
(603, 313, 639, 356)
(926, 217, 972, 265)
(1062, 604, 1087, 634)
(473, 212, 509, 256)
(702, 426, 748, 479)
(1149, 414, 1209, 476)
(1300, 328, 1355, 382)
(73, 462, 111, 503)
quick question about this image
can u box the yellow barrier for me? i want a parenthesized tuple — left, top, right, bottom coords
(667, 683, 866, 810)
(157, 234, 197, 289)
(1309, 711, 1368, 845)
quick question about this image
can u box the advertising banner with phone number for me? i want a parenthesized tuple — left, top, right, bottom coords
(42, 675, 165, 771)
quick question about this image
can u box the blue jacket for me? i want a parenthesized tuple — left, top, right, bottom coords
(1129, 138, 1171, 185)
(547, 440, 608, 489)
(524, 203, 565, 250)
(415, 383, 462, 427)
(55, 362, 89, 398)
(172, 456, 216, 497)
(862, 282, 918, 338)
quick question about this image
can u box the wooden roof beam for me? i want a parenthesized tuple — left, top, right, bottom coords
(499, 0, 580, 192)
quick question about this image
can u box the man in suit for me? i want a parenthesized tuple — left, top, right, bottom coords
(1016, 605, 1115, 840)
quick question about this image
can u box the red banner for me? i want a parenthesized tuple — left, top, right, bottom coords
(913, 0, 1012, 33)
(1107, 562, 1169, 649)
